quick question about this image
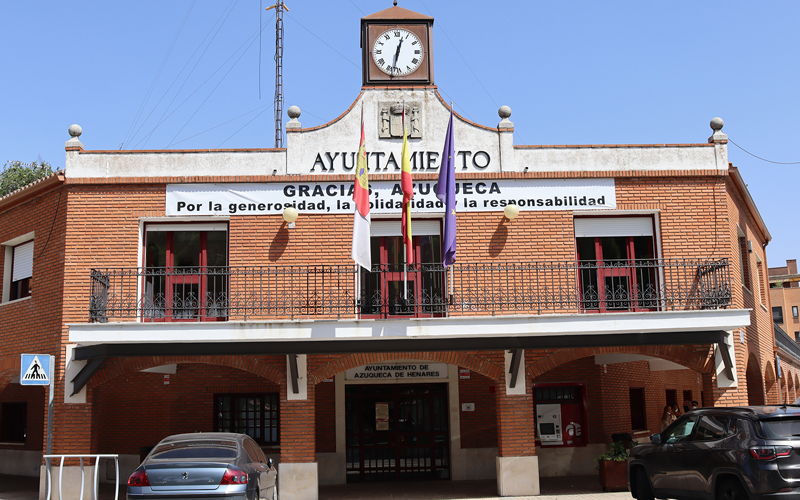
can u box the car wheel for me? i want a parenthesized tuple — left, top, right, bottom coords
(717, 479, 748, 500)
(634, 467, 655, 500)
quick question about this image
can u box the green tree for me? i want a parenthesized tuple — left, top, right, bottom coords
(0, 160, 55, 197)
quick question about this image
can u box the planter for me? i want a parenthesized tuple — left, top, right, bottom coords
(598, 460, 628, 492)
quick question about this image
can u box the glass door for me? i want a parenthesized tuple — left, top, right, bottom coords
(143, 227, 227, 321)
(577, 235, 656, 312)
(359, 233, 444, 318)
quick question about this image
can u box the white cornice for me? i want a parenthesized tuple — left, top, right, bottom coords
(68, 309, 751, 345)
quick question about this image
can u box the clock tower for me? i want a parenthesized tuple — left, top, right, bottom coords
(361, 3, 434, 86)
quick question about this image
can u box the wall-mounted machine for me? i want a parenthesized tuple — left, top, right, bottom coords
(536, 404, 563, 445)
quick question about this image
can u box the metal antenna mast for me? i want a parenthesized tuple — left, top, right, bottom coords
(266, 1, 288, 148)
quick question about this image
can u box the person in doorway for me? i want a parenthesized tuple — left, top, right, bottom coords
(661, 406, 673, 431)
(671, 404, 681, 422)
(683, 400, 691, 413)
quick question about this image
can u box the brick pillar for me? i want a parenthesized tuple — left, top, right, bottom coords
(279, 372, 317, 500)
(280, 381, 316, 462)
(495, 368, 539, 496)
(702, 372, 716, 407)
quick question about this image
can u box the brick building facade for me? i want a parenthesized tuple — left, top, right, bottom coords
(0, 5, 787, 499)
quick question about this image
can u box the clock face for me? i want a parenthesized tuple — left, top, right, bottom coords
(371, 28, 424, 77)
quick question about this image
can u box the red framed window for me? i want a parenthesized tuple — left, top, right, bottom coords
(359, 222, 445, 319)
(575, 217, 658, 313)
(143, 224, 228, 322)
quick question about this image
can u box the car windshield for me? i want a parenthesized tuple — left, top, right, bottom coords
(664, 416, 698, 443)
(151, 440, 238, 459)
(759, 417, 800, 439)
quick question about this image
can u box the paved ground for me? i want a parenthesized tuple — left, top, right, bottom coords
(0, 474, 633, 500)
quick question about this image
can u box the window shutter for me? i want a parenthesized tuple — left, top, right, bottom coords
(12, 241, 34, 281)
(574, 217, 653, 238)
(371, 220, 440, 237)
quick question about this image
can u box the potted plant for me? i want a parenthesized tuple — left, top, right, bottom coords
(595, 439, 635, 491)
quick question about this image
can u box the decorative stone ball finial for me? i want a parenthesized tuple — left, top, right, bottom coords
(286, 106, 302, 130)
(68, 124, 82, 138)
(708, 117, 727, 144)
(498, 106, 512, 119)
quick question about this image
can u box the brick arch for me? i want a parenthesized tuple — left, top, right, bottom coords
(526, 345, 713, 379)
(87, 356, 285, 390)
(0, 356, 21, 394)
(764, 360, 778, 404)
(765, 361, 776, 385)
(746, 353, 765, 405)
(308, 352, 504, 384)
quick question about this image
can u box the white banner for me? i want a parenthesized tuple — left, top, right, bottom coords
(166, 178, 615, 216)
(345, 362, 448, 380)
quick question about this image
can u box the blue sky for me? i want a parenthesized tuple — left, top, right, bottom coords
(2, 1, 798, 266)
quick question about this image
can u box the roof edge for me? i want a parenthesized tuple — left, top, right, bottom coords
(729, 165, 772, 244)
(0, 171, 65, 213)
(361, 5, 433, 21)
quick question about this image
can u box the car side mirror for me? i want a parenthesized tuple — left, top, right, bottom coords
(651, 434, 662, 444)
(267, 458, 274, 468)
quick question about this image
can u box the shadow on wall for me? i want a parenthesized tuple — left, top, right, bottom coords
(269, 225, 289, 261)
(489, 220, 508, 258)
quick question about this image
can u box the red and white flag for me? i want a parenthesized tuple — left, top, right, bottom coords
(351, 106, 371, 270)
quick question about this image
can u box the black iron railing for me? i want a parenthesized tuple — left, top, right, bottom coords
(88, 258, 731, 323)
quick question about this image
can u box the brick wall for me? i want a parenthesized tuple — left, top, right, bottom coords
(770, 286, 800, 336)
(314, 380, 335, 453)
(724, 168, 775, 406)
(91, 364, 281, 455)
(0, 183, 66, 454)
(532, 357, 703, 444)
(457, 371, 497, 449)
(0, 165, 774, 457)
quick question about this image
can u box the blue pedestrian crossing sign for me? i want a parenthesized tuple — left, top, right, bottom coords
(20, 354, 51, 386)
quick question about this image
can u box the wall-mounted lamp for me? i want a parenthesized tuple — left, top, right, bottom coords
(283, 207, 299, 229)
(503, 204, 520, 221)
(747, 240, 753, 253)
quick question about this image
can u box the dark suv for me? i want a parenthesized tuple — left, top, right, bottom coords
(629, 406, 800, 500)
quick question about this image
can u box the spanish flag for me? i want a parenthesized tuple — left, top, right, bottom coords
(401, 106, 414, 265)
(351, 105, 371, 271)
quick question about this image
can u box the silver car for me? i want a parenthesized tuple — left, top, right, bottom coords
(127, 432, 277, 500)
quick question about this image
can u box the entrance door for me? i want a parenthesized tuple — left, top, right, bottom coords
(345, 383, 450, 482)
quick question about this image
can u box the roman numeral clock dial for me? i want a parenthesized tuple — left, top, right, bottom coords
(372, 28, 424, 77)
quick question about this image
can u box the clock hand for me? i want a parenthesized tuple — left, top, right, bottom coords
(392, 38, 403, 75)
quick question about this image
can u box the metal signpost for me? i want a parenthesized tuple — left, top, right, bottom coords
(20, 354, 54, 498)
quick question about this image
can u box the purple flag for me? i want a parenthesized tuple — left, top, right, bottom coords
(435, 108, 456, 267)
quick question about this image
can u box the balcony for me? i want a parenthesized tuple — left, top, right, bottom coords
(88, 258, 731, 323)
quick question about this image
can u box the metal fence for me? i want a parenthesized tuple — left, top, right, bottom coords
(44, 454, 119, 500)
(89, 258, 731, 322)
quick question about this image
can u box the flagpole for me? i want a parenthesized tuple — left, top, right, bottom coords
(357, 102, 363, 310)
(403, 99, 408, 301)
(449, 101, 454, 303)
